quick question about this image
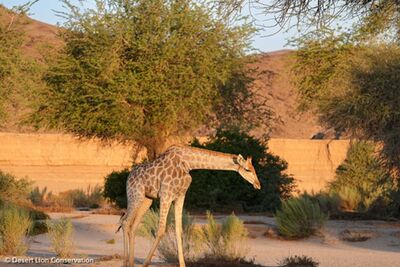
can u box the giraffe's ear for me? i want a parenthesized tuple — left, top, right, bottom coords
(236, 154, 246, 167)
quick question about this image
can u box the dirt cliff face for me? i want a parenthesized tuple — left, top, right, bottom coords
(0, 133, 348, 193)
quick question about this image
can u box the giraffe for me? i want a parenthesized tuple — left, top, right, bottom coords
(120, 144, 261, 267)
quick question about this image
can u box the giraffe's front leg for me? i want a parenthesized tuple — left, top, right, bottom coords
(174, 194, 186, 267)
(142, 197, 172, 267)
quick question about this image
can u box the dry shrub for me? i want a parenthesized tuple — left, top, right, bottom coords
(0, 171, 31, 207)
(0, 205, 32, 255)
(46, 217, 74, 257)
(330, 141, 394, 213)
(280, 255, 319, 267)
(30, 185, 104, 212)
(200, 212, 249, 261)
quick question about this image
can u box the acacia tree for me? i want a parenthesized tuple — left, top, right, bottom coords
(33, 0, 256, 159)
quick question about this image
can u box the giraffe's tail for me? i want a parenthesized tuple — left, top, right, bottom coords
(115, 211, 126, 233)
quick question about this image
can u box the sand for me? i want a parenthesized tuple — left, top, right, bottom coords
(1, 212, 399, 267)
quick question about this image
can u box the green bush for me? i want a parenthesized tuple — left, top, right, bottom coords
(201, 212, 249, 261)
(103, 169, 130, 209)
(0, 171, 31, 206)
(187, 128, 296, 212)
(0, 205, 32, 255)
(329, 141, 395, 213)
(275, 196, 328, 239)
(46, 218, 74, 257)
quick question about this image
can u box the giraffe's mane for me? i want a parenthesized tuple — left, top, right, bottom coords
(168, 144, 237, 159)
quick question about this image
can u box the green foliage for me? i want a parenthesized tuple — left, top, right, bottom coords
(280, 255, 319, 267)
(29, 186, 49, 206)
(103, 169, 130, 209)
(138, 207, 202, 262)
(329, 141, 394, 213)
(46, 217, 74, 257)
(291, 28, 354, 112)
(0, 205, 32, 255)
(33, 0, 255, 158)
(187, 128, 296, 212)
(0, 5, 46, 129)
(201, 212, 248, 261)
(275, 196, 328, 239)
(0, 170, 31, 206)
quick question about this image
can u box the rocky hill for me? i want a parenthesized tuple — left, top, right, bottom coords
(0, 5, 329, 139)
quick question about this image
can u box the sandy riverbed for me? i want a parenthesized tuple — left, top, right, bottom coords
(1, 212, 400, 267)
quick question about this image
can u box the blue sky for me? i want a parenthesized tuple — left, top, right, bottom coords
(0, 0, 297, 52)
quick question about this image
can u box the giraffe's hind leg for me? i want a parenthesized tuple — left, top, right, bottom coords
(128, 197, 153, 267)
(122, 196, 145, 267)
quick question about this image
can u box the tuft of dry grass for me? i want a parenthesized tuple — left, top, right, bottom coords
(0, 206, 32, 255)
(263, 227, 281, 240)
(46, 217, 74, 257)
(201, 212, 249, 261)
(187, 257, 266, 267)
(106, 238, 115, 244)
(340, 229, 375, 242)
(280, 255, 319, 267)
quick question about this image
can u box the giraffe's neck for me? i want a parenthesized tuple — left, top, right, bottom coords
(178, 146, 239, 171)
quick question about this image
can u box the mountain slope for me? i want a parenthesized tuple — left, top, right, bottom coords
(250, 50, 331, 139)
(0, 5, 62, 60)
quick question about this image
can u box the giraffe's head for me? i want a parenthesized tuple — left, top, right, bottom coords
(236, 155, 261, 189)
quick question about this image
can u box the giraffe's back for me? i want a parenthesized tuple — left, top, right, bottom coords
(127, 147, 191, 200)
